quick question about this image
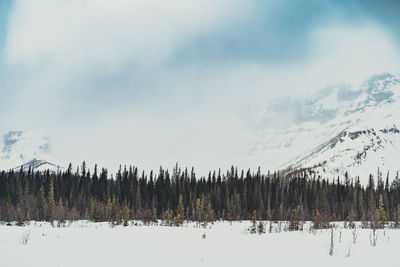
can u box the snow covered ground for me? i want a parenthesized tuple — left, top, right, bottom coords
(0, 221, 398, 267)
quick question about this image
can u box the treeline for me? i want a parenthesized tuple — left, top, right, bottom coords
(0, 162, 400, 227)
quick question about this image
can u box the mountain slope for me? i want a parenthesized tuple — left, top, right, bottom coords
(0, 130, 61, 172)
(244, 73, 400, 183)
(1, 74, 399, 181)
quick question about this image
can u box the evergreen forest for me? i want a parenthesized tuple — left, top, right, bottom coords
(1, 162, 399, 229)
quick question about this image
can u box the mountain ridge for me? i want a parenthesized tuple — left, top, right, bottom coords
(245, 72, 400, 183)
(1, 73, 400, 183)
(0, 130, 61, 172)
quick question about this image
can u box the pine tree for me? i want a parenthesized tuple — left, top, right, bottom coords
(377, 194, 387, 228)
(151, 207, 157, 223)
(313, 209, 321, 229)
(205, 200, 215, 222)
(111, 196, 119, 224)
(135, 185, 142, 212)
(367, 188, 376, 221)
(279, 202, 284, 220)
(162, 209, 172, 226)
(36, 185, 47, 221)
(47, 178, 56, 223)
(357, 189, 365, 219)
(173, 194, 185, 226)
(289, 205, 301, 231)
(21, 180, 30, 222)
(56, 198, 67, 225)
(257, 220, 265, 234)
(106, 198, 112, 221)
(396, 204, 400, 228)
(195, 198, 202, 222)
(250, 210, 257, 234)
(122, 203, 130, 226)
(16, 207, 25, 226)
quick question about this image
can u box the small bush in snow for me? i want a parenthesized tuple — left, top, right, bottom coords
(369, 229, 378, 247)
(352, 227, 359, 244)
(328, 228, 335, 256)
(202, 233, 206, 239)
(21, 230, 31, 245)
(345, 245, 352, 257)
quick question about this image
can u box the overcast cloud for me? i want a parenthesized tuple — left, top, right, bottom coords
(0, 0, 399, 174)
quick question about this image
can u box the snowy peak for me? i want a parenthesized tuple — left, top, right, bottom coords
(362, 73, 400, 104)
(282, 73, 400, 181)
(298, 73, 400, 125)
(287, 123, 400, 179)
(0, 130, 61, 172)
(12, 158, 61, 172)
(244, 73, 400, 184)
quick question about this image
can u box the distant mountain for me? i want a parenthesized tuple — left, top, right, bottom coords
(243, 73, 400, 184)
(0, 130, 61, 172)
(2, 73, 400, 182)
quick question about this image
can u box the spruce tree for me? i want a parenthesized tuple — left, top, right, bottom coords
(122, 203, 130, 226)
(47, 178, 56, 223)
(21, 180, 30, 221)
(257, 220, 265, 234)
(377, 194, 387, 228)
(135, 185, 142, 213)
(59, 198, 69, 225)
(367, 188, 376, 221)
(36, 185, 47, 221)
(313, 209, 321, 229)
(173, 194, 185, 226)
(195, 198, 202, 222)
(250, 210, 257, 234)
(357, 189, 365, 220)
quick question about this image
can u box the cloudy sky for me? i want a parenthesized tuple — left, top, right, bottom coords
(1, 0, 400, 174)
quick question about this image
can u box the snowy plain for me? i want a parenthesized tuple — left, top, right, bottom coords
(0, 221, 398, 267)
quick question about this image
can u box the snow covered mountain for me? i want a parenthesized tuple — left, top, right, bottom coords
(0, 130, 61, 172)
(1, 74, 399, 182)
(244, 73, 400, 183)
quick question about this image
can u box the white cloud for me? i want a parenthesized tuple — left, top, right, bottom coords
(197, 23, 400, 100)
(306, 23, 400, 88)
(5, 0, 248, 73)
(2, 1, 400, 175)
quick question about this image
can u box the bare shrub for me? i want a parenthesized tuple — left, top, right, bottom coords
(269, 221, 273, 233)
(369, 229, 378, 247)
(277, 222, 282, 233)
(21, 230, 31, 245)
(345, 245, 352, 257)
(328, 228, 335, 256)
(202, 232, 206, 239)
(352, 227, 359, 244)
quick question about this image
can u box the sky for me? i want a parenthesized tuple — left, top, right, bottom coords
(0, 0, 400, 174)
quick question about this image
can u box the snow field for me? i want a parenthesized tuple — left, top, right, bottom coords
(0, 221, 398, 267)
